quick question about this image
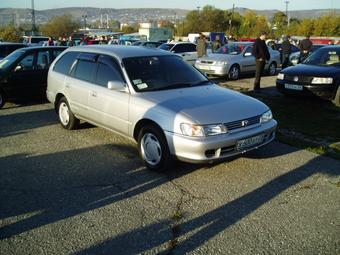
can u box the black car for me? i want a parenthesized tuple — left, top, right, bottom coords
(276, 46, 340, 106)
(0, 42, 27, 60)
(0, 46, 67, 108)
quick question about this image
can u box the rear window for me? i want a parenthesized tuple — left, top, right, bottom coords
(53, 51, 79, 75)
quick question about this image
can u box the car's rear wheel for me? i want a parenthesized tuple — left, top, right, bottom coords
(138, 125, 172, 171)
(228, 65, 240, 80)
(57, 97, 79, 130)
(268, 62, 277, 75)
(0, 90, 5, 109)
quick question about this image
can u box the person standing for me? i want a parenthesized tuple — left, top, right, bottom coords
(299, 35, 313, 62)
(281, 35, 292, 69)
(212, 35, 222, 52)
(197, 33, 207, 58)
(252, 31, 270, 92)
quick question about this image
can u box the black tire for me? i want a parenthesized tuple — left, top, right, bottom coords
(332, 86, 340, 107)
(0, 90, 6, 109)
(228, 65, 240, 80)
(267, 62, 277, 76)
(57, 97, 79, 130)
(137, 124, 172, 171)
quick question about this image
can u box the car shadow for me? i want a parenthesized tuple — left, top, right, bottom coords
(73, 153, 340, 254)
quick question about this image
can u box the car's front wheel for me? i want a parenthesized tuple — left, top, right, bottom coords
(228, 65, 240, 80)
(0, 90, 5, 109)
(138, 125, 172, 171)
(267, 62, 277, 75)
(332, 85, 340, 107)
(57, 97, 79, 130)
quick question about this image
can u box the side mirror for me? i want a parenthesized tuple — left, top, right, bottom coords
(14, 65, 22, 72)
(244, 52, 252, 57)
(107, 80, 127, 92)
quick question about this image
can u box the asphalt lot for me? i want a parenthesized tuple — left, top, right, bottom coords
(0, 77, 339, 255)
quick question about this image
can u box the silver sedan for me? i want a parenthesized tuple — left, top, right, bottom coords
(195, 42, 281, 80)
(47, 45, 277, 171)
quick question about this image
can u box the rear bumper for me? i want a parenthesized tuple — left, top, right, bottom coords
(164, 120, 277, 163)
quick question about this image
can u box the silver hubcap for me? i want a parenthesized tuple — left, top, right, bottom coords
(59, 102, 70, 126)
(230, 67, 239, 79)
(141, 133, 162, 166)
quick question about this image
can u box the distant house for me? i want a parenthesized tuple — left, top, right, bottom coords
(138, 26, 173, 42)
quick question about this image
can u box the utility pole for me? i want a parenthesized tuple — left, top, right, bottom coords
(229, 3, 235, 34)
(82, 15, 87, 32)
(31, 0, 36, 35)
(284, 0, 290, 27)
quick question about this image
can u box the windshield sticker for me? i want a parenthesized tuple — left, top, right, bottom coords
(133, 79, 142, 85)
(137, 83, 148, 89)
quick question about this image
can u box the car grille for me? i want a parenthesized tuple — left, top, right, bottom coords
(224, 115, 261, 131)
(285, 75, 313, 83)
(199, 60, 214, 64)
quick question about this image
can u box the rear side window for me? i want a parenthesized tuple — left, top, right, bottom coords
(74, 60, 97, 83)
(53, 51, 79, 75)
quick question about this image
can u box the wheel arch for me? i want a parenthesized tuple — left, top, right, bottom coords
(133, 118, 164, 141)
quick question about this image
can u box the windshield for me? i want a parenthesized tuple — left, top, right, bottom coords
(303, 49, 340, 66)
(123, 55, 210, 92)
(216, 44, 245, 55)
(158, 44, 174, 51)
(0, 49, 25, 69)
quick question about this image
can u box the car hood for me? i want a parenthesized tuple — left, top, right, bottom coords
(283, 64, 340, 77)
(139, 84, 268, 124)
(199, 53, 236, 62)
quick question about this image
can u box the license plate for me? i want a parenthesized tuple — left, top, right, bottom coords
(236, 134, 264, 150)
(284, 84, 303, 91)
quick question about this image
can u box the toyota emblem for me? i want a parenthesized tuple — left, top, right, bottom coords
(242, 120, 249, 127)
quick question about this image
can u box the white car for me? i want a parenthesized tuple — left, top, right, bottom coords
(158, 42, 198, 65)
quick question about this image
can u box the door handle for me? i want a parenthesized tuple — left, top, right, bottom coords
(90, 91, 97, 97)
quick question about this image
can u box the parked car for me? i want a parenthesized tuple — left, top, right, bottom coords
(131, 41, 163, 48)
(0, 43, 27, 60)
(289, 44, 326, 65)
(47, 45, 277, 171)
(21, 36, 50, 46)
(158, 42, 198, 64)
(194, 42, 280, 80)
(0, 46, 67, 108)
(276, 46, 340, 106)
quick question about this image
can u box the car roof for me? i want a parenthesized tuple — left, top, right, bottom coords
(65, 45, 174, 60)
(19, 46, 68, 52)
(0, 42, 27, 46)
(164, 41, 196, 45)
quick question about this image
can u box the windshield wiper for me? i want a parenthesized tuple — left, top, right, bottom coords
(155, 82, 194, 91)
(191, 80, 211, 86)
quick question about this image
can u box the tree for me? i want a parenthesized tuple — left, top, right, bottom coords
(272, 11, 287, 37)
(121, 25, 138, 34)
(297, 18, 314, 37)
(0, 22, 21, 42)
(41, 15, 80, 39)
(313, 15, 340, 36)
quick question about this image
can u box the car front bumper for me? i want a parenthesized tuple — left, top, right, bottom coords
(276, 80, 337, 100)
(164, 120, 277, 163)
(195, 64, 229, 76)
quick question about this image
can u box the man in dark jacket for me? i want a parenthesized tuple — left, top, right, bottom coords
(252, 31, 270, 91)
(281, 35, 292, 69)
(299, 35, 313, 62)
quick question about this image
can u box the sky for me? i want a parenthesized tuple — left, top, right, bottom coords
(0, 0, 339, 11)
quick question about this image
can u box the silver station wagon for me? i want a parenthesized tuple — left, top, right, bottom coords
(47, 45, 277, 171)
(195, 42, 280, 80)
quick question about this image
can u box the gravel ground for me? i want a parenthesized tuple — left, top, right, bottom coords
(0, 79, 339, 254)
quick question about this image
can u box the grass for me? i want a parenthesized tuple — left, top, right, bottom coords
(248, 90, 340, 160)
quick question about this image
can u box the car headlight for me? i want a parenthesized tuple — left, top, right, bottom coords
(260, 110, 273, 123)
(277, 73, 284, 80)
(216, 61, 227, 65)
(311, 77, 333, 84)
(180, 123, 228, 137)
